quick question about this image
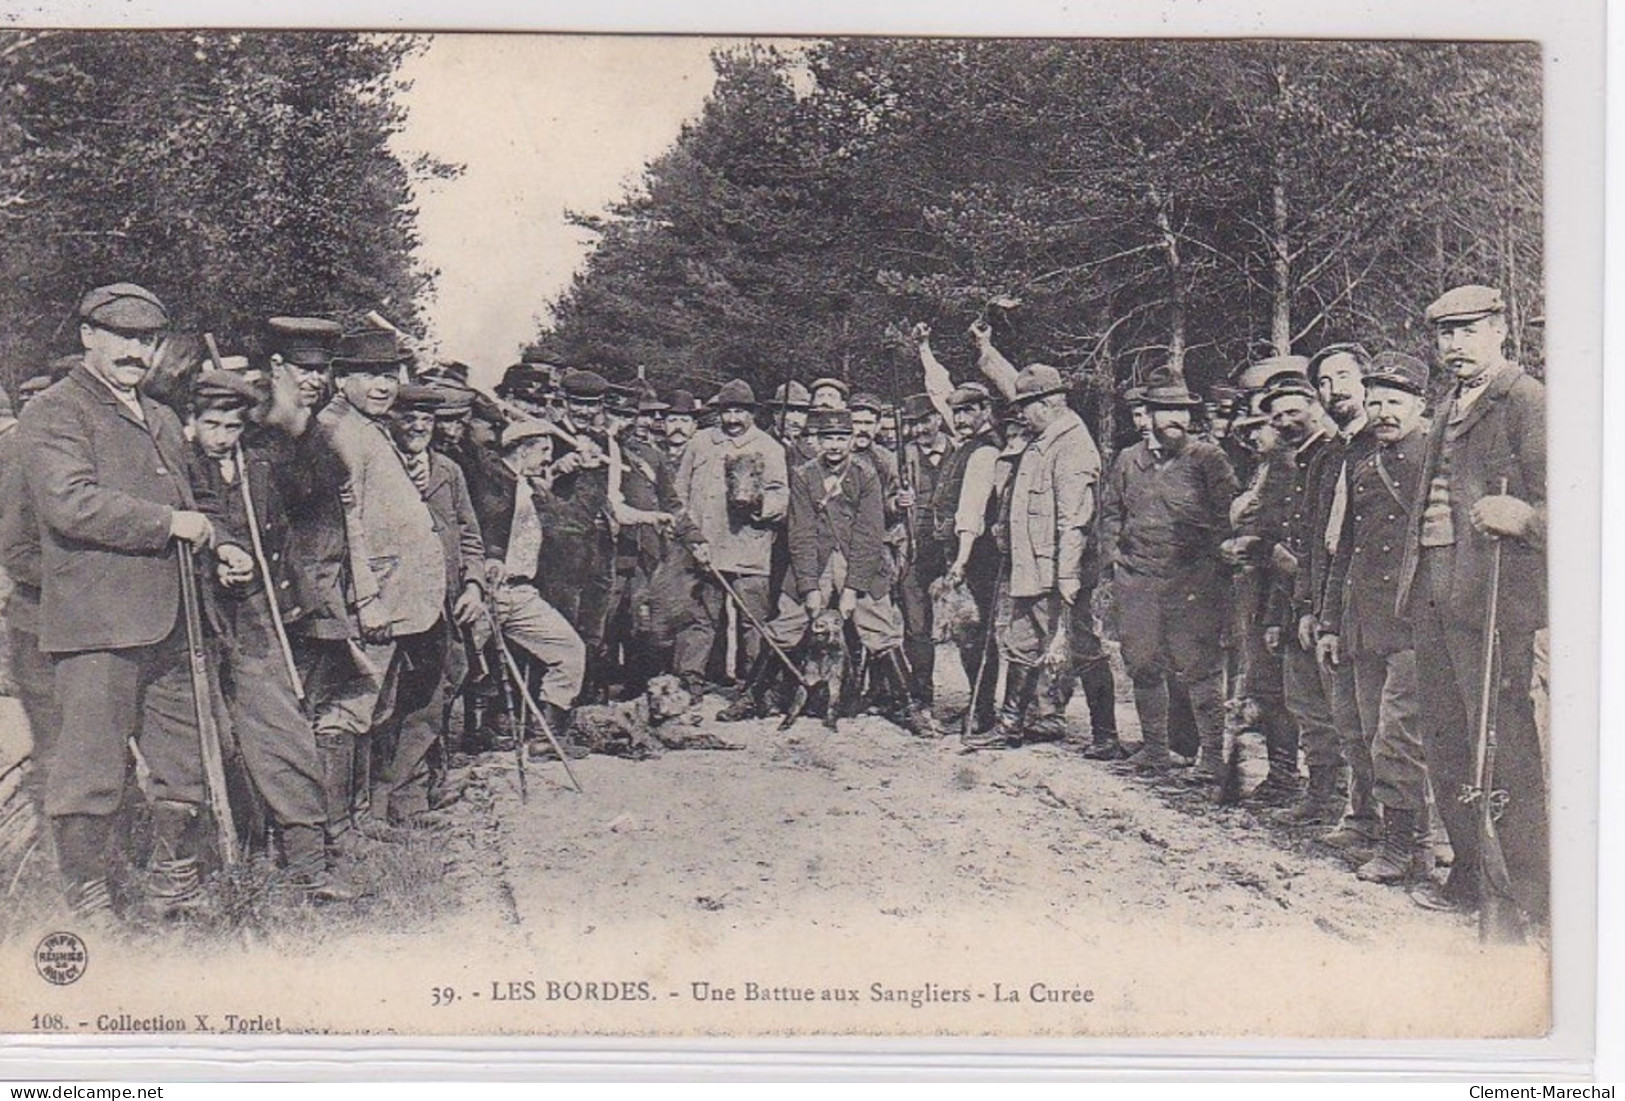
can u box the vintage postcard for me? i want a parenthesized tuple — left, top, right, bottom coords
(0, 7, 1602, 1066)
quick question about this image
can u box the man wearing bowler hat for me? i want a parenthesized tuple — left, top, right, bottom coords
(20, 282, 219, 921)
(1397, 284, 1547, 928)
(293, 326, 446, 849)
(1098, 366, 1237, 782)
(662, 389, 700, 464)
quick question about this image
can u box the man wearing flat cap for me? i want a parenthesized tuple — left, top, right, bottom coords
(606, 385, 681, 697)
(366, 384, 487, 820)
(1318, 352, 1435, 886)
(671, 378, 788, 696)
(1248, 370, 1348, 817)
(535, 369, 619, 700)
(19, 282, 222, 921)
(966, 363, 1103, 751)
(186, 348, 358, 901)
(1397, 284, 1548, 930)
(1098, 367, 1237, 781)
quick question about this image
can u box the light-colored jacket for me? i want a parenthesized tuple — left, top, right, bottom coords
(1007, 408, 1101, 598)
(318, 394, 446, 637)
(674, 424, 787, 576)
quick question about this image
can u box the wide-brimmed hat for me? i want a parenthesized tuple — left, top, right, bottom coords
(1011, 364, 1068, 405)
(713, 379, 756, 408)
(1140, 366, 1202, 410)
(771, 381, 811, 408)
(900, 393, 937, 421)
(666, 389, 700, 416)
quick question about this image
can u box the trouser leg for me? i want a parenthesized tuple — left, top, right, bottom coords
(225, 597, 324, 836)
(496, 582, 587, 708)
(371, 625, 448, 823)
(8, 617, 61, 812)
(672, 574, 724, 681)
(296, 636, 391, 845)
(898, 561, 936, 704)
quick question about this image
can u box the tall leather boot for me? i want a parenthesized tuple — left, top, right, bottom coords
(530, 700, 588, 759)
(144, 799, 208, 920)
(53, 814, 116, 923)
(1323, 770, 1383, 854)
(717, 648, 776, 722)
(1114, 672, 1172, 775)
(880, 649, 939, 739)
(1184, 673, 1228, 786)
(1246, 701, 1301, 807)
(1272, 764, 1344, 826)
(317, 731, 356, 854)
(1077, 658, 1125, 759)
(282, 822, 362, 903)
(963, 662, 1036, 751)
(1356, 807, 1428, 884)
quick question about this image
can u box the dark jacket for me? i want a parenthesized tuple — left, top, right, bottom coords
(19, 366, 194, 654)
(1294, 424, 1378, 623)
(1098, 438, 1237, 582)
(422, 451, 487, 605)
(786, 455, 888, 600)
(1396, 366, 1546, 634)
(1257, 431, 1330, 627)
(1323, 424, 1427, 657)
(192, 425, 347, 629)
(0, 423, 42, 632)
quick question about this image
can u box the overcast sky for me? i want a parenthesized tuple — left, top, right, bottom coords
(394, 34, 724, 389)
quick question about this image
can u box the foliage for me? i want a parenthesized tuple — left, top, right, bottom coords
(0, 30, 454, 394)
(541, 38, 1542, 408)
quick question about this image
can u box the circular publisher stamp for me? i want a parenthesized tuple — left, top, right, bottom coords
(34, 931, 88, 986)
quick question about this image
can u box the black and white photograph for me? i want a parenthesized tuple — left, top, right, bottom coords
(0, 17, 1602, 1056)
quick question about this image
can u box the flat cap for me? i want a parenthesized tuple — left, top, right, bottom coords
(393, 383, 445, 412)
(268, 316, 342, 366)
(560, 369, 610, 401)
(949, 381, 993, 408)
(1235, 354, 1311, 392)
(79, 283, 169, 332)
(332, 328, 408, 371)
(900, 393, 938, 420)
(1364, 351, 1431, 396)
(496, 363, 548, 397)
(808, 377, 850, 399)
(1425, 284, 1505, 326)
(848, 391, 884, 414)
(666, 389, 700, 415)
(807, 408, 854, 435)
(193, 369, 262, 410)
(501, 418, 560, 449)
(433, 384, 477, 414)
(431, 360, 472, 384)
(1011, 364, 1068, 405)
(772, 381, 811, 408)
(713, 379, 756, 408)
(1259, 374, 1320, 412)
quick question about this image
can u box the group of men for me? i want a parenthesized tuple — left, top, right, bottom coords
(0, 276, 1547, 938)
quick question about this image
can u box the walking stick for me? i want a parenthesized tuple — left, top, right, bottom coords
(1466, 476, 1524, 944)
(177, 543, 240, 866)
(704, 563, 810, 689)
(202, 332, 305, 701)
(963, 598, 997, 739)
(481, 605, 583, 793)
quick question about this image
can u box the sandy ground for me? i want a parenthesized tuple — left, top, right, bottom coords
(0, 648, 1550, 1040)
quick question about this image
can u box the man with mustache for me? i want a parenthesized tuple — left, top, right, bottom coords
(1252, 370, 1348, 820)
(1293, 343, 1384, 854)
(1317, 352, 1434, 884)
(671, 379, 788, 698)
(19, 283, 219, 921)
(1099, 368, 1238, 784)
(1397, 285, 1547, 929)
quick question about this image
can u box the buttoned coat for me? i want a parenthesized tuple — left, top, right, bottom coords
(1395, 366, 1546, 635)
(422, 451, 487, 605)
(19, 366, 194, 654)
(1322, 425, 1427, 657)
(1007, 409, 1102, 599)
(785, 456, 888, 599)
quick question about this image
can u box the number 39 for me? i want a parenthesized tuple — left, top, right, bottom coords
(431, 986, 456, 1006)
